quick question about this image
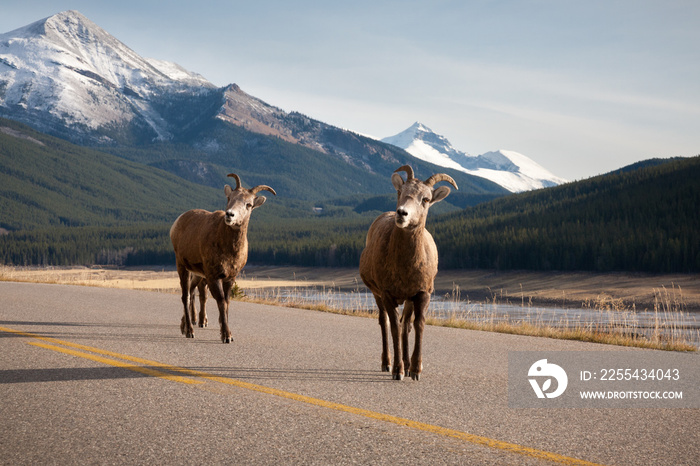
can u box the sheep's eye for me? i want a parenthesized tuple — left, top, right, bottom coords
(246, 203, 253, 209)
(422, 197, 430, 204)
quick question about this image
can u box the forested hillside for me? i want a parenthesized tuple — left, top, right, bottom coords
(241, 156, 699, 273)
(430, 155, 700, 273)
(248, 156, 700, 273)
(0, 119, 222, 231)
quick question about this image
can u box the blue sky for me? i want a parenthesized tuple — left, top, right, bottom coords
(2, 1, 699, 180)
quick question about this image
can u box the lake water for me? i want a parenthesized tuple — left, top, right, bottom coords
(245, 287, 700, 348)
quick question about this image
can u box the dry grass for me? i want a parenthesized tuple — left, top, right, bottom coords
(238, 282, 698, 352)
(2, 265, 697, 351)
(0, 265, 181, 292)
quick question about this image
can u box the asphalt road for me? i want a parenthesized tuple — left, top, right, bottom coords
(1, 282, 698, 465)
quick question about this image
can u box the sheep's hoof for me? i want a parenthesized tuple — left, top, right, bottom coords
(410, 372, 421, 381)
(393, 372, 404, 381)
(199, 323, 206, 328)
(186, 332, 194, 339)
(223, 336, 232, 344)
(381, 364, 390, 372)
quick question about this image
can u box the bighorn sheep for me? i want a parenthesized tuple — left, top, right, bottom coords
(170, 173, 275, 343)
(359, 165, 457, 380)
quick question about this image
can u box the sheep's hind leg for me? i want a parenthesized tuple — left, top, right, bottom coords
(177, 264, 195, 338)
(408, 292, 429, 381)
(188, 277, 201, 326)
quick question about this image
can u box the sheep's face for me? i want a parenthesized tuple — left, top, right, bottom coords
(391, 175, 450, 230)
(223, 185, 266, 227)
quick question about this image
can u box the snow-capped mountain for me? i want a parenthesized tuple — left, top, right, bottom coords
(0, 11, 401, 163)
(0, 11, 510, 199)
(382, 122, 567, 192)
(0, 10, 216, 142)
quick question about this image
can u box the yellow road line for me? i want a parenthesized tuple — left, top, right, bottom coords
(0, 326, 187, 371)
(178, 369, 600, 465)
(2, 325, 602, 466)
(27, 342, 203, 385)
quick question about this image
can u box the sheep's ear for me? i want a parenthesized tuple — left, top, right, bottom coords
(391, 173, 404, 191)
(253, 196, 267, 208)
(224, 185, 233, 195)
(431, 186, 451, 204)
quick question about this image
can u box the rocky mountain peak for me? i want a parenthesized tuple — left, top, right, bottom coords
(382, 123, 567, 192)
(0, 10, 216, 143)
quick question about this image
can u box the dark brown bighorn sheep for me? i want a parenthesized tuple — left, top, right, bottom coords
(170, 173, 275, 343)
(359, 165, 457, 380)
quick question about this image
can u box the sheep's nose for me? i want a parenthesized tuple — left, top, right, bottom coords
(226, 211, 234, 219)
(396, 208, 408, 218)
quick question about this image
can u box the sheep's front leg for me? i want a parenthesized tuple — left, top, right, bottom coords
(409, 292, 429, 381)
(209, 278, 233, 343)
(373, 293, 391, 372)
(196, 279, 208, 328)
(177, 264, 195, 338)
(382, 295, 403, 380)
(401, 300, 413, 377)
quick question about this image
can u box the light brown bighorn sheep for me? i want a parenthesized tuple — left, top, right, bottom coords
(359, 165, 457, 380)
(170, 173, 275, 343)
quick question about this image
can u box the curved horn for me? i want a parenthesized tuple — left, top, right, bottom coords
(425, 173, 458, 189)
(393, 165, 414, 180)
(227, 173, 241, 189)
(251, 185, 277, 196)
